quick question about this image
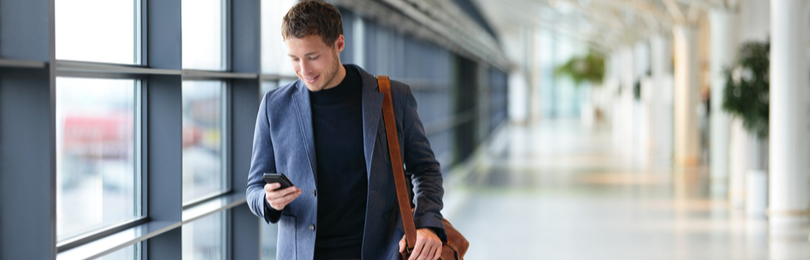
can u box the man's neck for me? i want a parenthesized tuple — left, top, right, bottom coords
(323, 63, 347, 90)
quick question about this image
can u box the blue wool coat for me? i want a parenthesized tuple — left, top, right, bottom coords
(246, 65, 446, 260)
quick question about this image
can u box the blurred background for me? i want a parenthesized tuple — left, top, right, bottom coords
(1, 0, 809, 259)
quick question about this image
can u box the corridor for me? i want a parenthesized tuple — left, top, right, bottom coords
(444, 119, 810, 259)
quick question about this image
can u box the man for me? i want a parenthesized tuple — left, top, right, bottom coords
(246, 1, 446, 260)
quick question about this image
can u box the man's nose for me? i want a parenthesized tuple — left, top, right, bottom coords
(299, 60, 311, 74)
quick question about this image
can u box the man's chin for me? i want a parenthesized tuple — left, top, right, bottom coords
(304, 83, 324, 92)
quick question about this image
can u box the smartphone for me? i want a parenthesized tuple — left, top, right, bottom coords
(263, 173, 294, 191)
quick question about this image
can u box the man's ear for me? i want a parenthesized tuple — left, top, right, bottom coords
(334, 35, 345, 53)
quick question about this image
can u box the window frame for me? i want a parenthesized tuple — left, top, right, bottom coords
(53, 74, 146, 252)
(180, 79, 231, 208)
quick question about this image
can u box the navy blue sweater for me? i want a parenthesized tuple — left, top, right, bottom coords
(309, 66, 367, 259)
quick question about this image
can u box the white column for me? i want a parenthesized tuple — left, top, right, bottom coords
(650, 34, 674, 167)
(530, 27, 543, 121)
(708, 10, 737, 192)
(508, 71, 529, 124)
(769, 0, 810, 228)
(672, 25, 701, 167)
(634, 41, 651, 167)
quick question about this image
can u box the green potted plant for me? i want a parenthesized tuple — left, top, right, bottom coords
(722, 41, 769, 218)
(556, 50, 606, 125)
(555, 50, 605, 86)
(722, 42, 769, 139)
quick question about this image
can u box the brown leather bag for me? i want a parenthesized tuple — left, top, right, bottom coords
(377, 76, 469, 260)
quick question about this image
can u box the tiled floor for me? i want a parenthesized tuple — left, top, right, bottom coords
(443, 119, 810, 260)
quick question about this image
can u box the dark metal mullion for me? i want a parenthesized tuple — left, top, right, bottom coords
(259, 74, 298, 81)
(181, 69, 257, 80)
(138, 4, 150, 257)
(140, 76, 150, 228)
(134, 0, 142, 65)
(140, 0, 149, 67)
(48, 0, 58, 259)
(223, 0, 232, 72)
(0, 58, 47, 68)
(54, 70, 150, 80)
(223, 79, 233, 194)
(224, 209, 233, 260)
(56, 60, 181, 75)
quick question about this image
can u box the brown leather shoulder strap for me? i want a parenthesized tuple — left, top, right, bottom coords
(377, 75, 417, 254)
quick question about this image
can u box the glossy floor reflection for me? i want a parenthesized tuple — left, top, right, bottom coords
(443, 119, 810, 260)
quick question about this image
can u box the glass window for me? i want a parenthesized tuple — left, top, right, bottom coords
(182, 81, 226, 203)
(279, 78, 297, 87)
(261, 0, 297, 75)
(183, 212, 227, 260)
(55, 77, 140, 242)
(260, 81, 278, 96)
(182, 0, 226, 70)
(260, 219, 278, 260)
(95, 242, 141, 260)
(55, 0, 139, 64)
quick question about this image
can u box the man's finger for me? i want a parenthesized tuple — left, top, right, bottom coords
(431, 243, 442, 260)
(267, 188, 301, 210)
(268, 186, 297, 196)
(399, 236, 406, 253)
(263, 183, 280, 192)
(418, 242, 435, 260)
(408, 236, 425, 260)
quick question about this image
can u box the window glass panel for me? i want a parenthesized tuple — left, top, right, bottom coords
(260, 219, 278, 260)
(182, 81, 226, 203)
(260, 81, 278, 96)
(279, 78, 297, 87)
(182, 0, 225, 70)
(261, 0, 297, 75)
(56, 78, 139, 242)
(94, 242, 141, 260)
(56, 0, 138, 64)
(183, 211, 226, 260)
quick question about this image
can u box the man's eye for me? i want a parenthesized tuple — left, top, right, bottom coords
(291, 58, 300, 61)
(309, 56, 319, 60)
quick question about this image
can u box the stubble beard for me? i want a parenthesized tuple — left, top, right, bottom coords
(309, 49, 342, 92)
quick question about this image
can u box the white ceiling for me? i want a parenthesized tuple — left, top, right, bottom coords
(471, 0, 738, 52)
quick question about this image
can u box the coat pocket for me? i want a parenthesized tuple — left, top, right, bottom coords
(277, 214, 297, 259)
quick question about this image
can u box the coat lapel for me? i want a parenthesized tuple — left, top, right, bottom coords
(356, 66, 384, 177)
(292, 81, 318, 183)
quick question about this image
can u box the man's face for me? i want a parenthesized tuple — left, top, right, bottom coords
(286, 34, 345, 92)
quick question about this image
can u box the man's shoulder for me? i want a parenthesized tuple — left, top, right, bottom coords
(386, 78, 414, 101)
(262, 80, 300, 103)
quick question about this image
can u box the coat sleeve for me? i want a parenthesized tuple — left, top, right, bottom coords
(246, 92, 282, 223)
(399, 84, 447, 242)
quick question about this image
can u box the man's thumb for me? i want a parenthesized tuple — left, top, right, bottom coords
(398, 236, 406, 253)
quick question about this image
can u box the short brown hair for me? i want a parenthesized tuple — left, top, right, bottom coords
(281, 1, 343, 46)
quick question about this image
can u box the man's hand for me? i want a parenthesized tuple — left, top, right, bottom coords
(398, 228, 442, 260)
(264, 183, 302, 211)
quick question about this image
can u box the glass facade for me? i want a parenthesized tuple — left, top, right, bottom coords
(55, 0, 138, 64)
(182, 0, 226, 70)
(182, 212, 226, 260)
(182, 81, 227, 203)
(55, 77, 140, 242)
(260, 0, 297, 76)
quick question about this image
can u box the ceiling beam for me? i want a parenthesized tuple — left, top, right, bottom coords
(662, 0, 687, 23)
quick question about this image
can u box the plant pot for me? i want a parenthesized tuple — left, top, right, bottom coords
(746, 169, 768, 218)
